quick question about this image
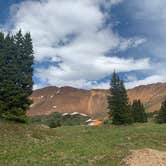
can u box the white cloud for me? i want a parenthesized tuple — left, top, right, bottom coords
(126, 75, 166, 89)
(91, 81, 110, 89)
(118, 37, 146, 51)
(33, 84, 45, 90)
(35, 57, 150, 88)
(5, 0, 151, 89)
(119, 0, 166, 89)
(126, 74, 138, 82)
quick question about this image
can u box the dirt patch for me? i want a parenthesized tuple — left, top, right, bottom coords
(121, 148, 166, 166)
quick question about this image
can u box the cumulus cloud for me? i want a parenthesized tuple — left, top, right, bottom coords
(120, 0, 166, 88)
(126, 75, 166, 89)
(4, 0, 151, 89)
(35, 57, 149, 88)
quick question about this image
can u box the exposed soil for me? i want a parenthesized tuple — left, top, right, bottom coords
(122, 148, 166, 166)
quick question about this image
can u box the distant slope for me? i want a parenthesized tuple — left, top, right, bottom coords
(28, 86, 108, 119)
(27, 83, 166, 118)
(128, 83, 166, 112)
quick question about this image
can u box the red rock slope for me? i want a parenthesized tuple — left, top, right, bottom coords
(128, 83, 166, 112)
(27, 83, 166, 118)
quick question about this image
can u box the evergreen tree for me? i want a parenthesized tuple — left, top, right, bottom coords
(0, 31, 34, 121)
(131, 99, 147, 123)
(156, 100, 166, 123)
(107, 71, 132, 125)
(22, 32, 34, 96)
(0, 32, 6, 116)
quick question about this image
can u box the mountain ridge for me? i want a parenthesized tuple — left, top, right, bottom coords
(27, 83, 166, 119)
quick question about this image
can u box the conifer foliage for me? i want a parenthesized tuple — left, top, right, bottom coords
(131, 99, 147, 123)
(156, 100, 166, 123)
(107, 71, 132, 125)
(0, 30, 34, 122)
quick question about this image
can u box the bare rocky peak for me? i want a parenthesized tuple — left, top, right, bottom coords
(28, 83, 166, 119)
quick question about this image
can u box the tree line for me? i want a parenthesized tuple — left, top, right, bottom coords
(0, 30, 33, 122)
(107, 71, 166, 125)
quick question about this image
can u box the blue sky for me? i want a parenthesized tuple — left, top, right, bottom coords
(0, 0, 165, 89)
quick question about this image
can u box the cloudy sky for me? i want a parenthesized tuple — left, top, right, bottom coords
(0, 0, 165, 89)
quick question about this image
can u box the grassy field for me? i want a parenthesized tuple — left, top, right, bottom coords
(0, 121, 166, 166)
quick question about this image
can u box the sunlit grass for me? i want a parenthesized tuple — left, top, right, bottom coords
(0, 121, 166, 166)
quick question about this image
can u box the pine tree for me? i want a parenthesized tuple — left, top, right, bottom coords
(22, 32, 34, 96)
(107, 71, 132, 125)
(0, 32, 6, 116)
(131, 99, 147, 123)
(0, 31, 34, 122)
(156, 100, 166, 123)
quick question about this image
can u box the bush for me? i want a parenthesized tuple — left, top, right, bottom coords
(103, 118, 112, 125)
(1, 114, 29, 124)
(48, 120, 61, 128)
(30, 112, 90, 127)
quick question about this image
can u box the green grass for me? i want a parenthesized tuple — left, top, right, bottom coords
(0, 121, 166, 166)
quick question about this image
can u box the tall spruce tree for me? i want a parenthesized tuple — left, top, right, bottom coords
(0, 31, 34, 121)
(0, 32, 7, 116)
(156, 100, 166, 123)
(131, 99, 147, 123)
(0, 33, 18, 117)
(108, 71, 132, 125)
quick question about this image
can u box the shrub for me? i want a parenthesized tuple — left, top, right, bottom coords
(48, 120, 61, 128)
(30, 112, 90, 127)
(2, 114, 29, 124)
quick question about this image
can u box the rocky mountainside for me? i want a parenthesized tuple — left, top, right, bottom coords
(27, 83, 166, 119)
(128, 83, 166, 113)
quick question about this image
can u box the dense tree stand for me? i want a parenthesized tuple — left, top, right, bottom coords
(107, 71, 132, 125)
(131, 99, 147, 123)
(0, 30, 34, 122)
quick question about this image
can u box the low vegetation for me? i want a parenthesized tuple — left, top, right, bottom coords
(30, 112, 90, 128)
(0, 121, 166, 166)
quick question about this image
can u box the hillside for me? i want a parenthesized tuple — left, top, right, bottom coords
(128, 83, 166, 112)
(27, 83, 166, 118)
(28, 86, 108, 118)
(0, 121, 166, 166)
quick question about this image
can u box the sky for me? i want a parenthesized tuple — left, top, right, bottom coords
(0, 0, 165, 89)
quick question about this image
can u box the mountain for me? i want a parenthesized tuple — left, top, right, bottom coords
(28, 86, 108, 119)
(27, 83, 166, 119)
(128, 83, 166, 113)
